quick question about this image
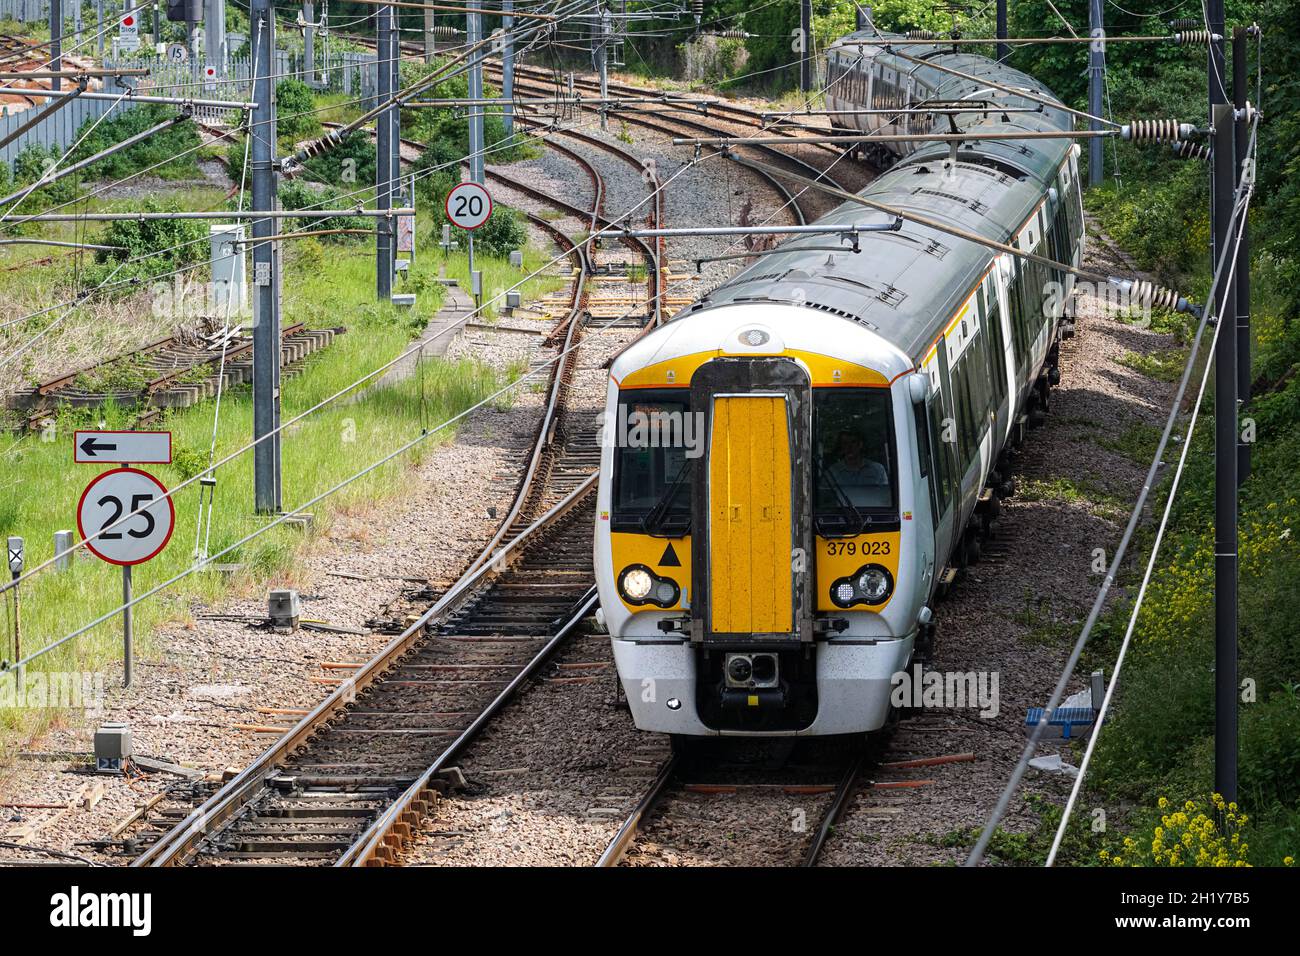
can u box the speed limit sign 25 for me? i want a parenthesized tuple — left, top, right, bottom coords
(445, 182, 493, 230)
(77, 467, 175, 566)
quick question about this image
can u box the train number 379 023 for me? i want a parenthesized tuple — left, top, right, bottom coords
(825, 540, 891, 556)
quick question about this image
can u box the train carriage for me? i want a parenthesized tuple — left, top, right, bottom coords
(595, 30, 1086, 738)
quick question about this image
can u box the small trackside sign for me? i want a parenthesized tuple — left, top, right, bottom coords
(74, 430, 172, 464)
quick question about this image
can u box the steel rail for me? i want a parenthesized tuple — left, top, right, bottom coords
(11, 208, 414, 223)
(801, 752, 867, 866)
(595, 753, 679, 867)
(133, 474, 596, 867)
(341, 585, 600, 865)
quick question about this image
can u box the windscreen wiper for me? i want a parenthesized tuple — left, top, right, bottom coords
(817, 467, 866, 536)
(641, 462, 692, 536)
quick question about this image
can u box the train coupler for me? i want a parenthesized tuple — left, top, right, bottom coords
(720, 687, 787, 710)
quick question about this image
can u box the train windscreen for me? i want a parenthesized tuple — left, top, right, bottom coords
(813, 388, 897, 533)
(610, 390, 694, 535)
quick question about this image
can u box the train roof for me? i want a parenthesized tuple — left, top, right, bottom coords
(680, 32, 1076, 361)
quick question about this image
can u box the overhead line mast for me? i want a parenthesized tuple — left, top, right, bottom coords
(250, 0, 282, 514)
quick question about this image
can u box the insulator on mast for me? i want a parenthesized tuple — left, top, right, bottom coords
(1171, 140, 1212, 162)
(1109, 277, 1192, 314)
(1173, 30, 1221, 46)
(1121, 118, 1197, 143)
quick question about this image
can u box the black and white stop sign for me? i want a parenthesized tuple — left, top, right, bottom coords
(445, 182, 493, 230)
(77, 468, 175, 566)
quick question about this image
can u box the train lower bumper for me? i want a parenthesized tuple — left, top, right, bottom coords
(612, 635, 914, 737)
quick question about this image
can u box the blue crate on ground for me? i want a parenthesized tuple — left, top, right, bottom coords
(1025, 706, 1097, 739)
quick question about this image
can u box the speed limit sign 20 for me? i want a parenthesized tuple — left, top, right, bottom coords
(445, 182, 493, 230)
(77, 468, 175, 566)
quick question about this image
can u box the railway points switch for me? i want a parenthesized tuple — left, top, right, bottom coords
(94, 722, 133, 774)
(268, 589, 301, 629)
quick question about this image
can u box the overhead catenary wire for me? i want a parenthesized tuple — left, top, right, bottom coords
(1044, 188, 1253, 867)
(0, 31, 1138, 590)
(965, 115, 1259, 867)
(0, 31, 868, 665)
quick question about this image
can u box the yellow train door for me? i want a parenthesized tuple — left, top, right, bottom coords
(707, 394, 794, 636)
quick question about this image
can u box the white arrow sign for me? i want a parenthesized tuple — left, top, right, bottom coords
(74, 430, 172, 464)
(77, 468, 175, 566)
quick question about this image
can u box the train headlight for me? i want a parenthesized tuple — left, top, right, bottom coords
(830, 564, 894, 608)
(618, 565, 680, 608)
(621, 567, 653, 600)
(857, 566, 891, 603)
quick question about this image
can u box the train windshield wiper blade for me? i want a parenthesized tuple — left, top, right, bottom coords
(641, 462, 691, 536)
(818, 467, 866, 536)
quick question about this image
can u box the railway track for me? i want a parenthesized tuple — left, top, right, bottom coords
(342, 32, 864, 221)
(492, 68, 852, 225)
(596, 725, 976, 867)
(132, 109, 620, 867)
(595, 742, 865, 867)
(12, 322, 342, 431)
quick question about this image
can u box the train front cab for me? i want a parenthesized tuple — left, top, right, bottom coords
(599, 310, 928, 737)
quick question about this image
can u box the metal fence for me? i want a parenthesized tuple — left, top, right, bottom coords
(0, 0, 50, 22)
(111, 49, 381, 115)
(1, 48, 382, 169)
(0, 94, 132, 167)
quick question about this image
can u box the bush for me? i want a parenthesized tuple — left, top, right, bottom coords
(81, 197, 208, 290)
(8, 143, 80, 211)
(276, 79, 321, 142)
(680, 35, 749, 85)
(412, 137, 462, 207)
(1098, 795, 1255, 868)
(68, 103, 202, 182)
(472, 206, 527, 258)
(302, 129, 375, 188)
(278, 179, 371, 240)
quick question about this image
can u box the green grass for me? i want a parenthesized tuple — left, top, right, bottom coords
(1015, 476, 1129, 522)
(1095, 421, 1163, 465)
(1117, 347, 1191, 383)
(0, 178, 569, 754)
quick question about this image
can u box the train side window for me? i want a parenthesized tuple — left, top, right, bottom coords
(985, 299, 1008, 406)
(913, 402, 931, 480)
(927, 394, 952, 515)
(969, 328, 993, 428)
(1007, 267, 1028, 362)
(951, 353, 978, 469)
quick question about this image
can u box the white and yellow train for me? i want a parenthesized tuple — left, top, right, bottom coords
(594, 30, 1085, 737)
